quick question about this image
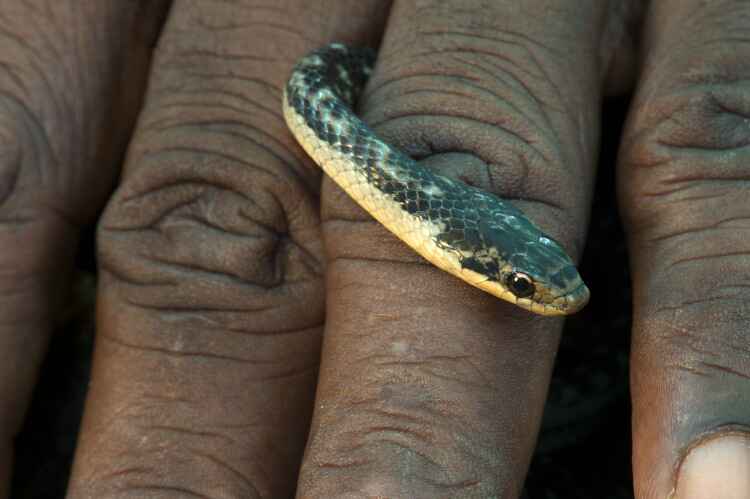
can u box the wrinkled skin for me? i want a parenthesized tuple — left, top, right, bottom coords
(2, 1, 750, 497)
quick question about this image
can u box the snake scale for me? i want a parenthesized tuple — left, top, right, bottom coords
(283, 43, 589, 316)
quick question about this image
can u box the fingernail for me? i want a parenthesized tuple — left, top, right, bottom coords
(673, 433, 750, 499)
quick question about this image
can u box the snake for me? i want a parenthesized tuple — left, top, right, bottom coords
(283, 43, 589, 316)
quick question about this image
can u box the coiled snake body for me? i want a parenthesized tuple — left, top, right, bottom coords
(283, 44, 589, 316)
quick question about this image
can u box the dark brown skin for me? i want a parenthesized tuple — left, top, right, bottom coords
(2, 0, 750, 497)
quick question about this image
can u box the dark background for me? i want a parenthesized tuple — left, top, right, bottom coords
(11, 96, 633, 498)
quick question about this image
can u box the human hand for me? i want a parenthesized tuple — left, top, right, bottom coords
(3, 1, 750, 498)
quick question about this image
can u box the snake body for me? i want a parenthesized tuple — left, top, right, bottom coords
(283, 44, 589, 315)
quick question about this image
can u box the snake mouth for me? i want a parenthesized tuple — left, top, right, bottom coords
(547, 282, 590, 315)
(514, 281, 589, 316)
(464, 267, 589, 316)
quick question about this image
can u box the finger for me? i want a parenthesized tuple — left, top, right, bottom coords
(67, 1, 390, 497)
(0, 2, 165, 496)
(298, 1, 626, 496)
(618, 1, 750, 497)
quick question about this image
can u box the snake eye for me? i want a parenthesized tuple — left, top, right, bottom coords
(506, 272, 535, 298)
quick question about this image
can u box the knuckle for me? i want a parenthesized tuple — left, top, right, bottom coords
(363, 29, 583, 214)
(300, 356, 496, 495)
(83, 441, 264, 498)
(0, 94, 57, 214)
(0, 110, 23, 211)
(621, 78, 750, 228)
(97, 107, 324, 337)
(0, 96, 77, 279)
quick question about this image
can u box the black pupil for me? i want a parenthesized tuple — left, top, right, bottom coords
(507, 273, 534, 298)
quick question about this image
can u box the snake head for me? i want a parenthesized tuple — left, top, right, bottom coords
(451, 204, 589, 316)
(497, 236, 589, 316)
